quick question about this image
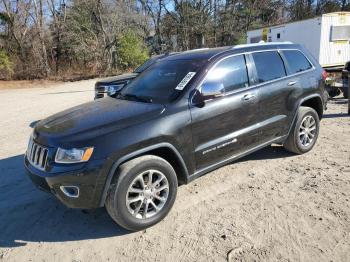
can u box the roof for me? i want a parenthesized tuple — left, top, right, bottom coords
(164, 46, 231, 61)
(163, 43, 297, 61)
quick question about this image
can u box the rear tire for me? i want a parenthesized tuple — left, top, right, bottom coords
(283, 106, 320, 154)
(343, 86, 348, 99)
(105, 155, 178, 231)
(327, 88, 341, 98)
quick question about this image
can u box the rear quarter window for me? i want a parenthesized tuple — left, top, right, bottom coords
(282, 50, 312, 74)
(252, 51, 286, 83)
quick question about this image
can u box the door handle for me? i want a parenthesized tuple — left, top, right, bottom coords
(242, 93, 256, 101)
(288, 81, 297, 86)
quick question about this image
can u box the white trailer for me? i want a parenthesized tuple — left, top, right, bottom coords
(247, 12, 350, 69)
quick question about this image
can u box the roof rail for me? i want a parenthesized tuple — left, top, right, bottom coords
(233, 41, 293, 49)
(183, 48, 210, 53)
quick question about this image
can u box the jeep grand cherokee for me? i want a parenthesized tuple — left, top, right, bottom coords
(25, 43, 326, 231)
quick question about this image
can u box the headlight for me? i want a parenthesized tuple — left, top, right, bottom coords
(55, 147, 94, 164)
(106, 84, 124, 95)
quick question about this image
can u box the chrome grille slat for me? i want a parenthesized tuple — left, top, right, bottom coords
(26, 138, 48, 171)
(29, 141, 35, 161)
(36, 147, 41, 165)
(32, 145, 37, 162)
(27, 140, 33, 161)
(42, 149, 48, 167)
(39, 148, 44, 166)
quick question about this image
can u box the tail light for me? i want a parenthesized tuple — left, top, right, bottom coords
(322, 70, 328, 81)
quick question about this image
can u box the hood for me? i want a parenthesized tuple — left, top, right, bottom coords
(96, 73, 138, 85)
(35, 97, 165, 142)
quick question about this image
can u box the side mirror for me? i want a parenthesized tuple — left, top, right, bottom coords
(201, 81, 225, 101)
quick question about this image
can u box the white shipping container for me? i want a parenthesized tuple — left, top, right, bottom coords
(247, 12, 350, 69)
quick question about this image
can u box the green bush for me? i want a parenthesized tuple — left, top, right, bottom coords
(0, 50, 13, 79)
(116, 32, 149, 70)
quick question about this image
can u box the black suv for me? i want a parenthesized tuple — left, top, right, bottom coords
(94, 53, 173, 99)
(25, 43, 326, 231)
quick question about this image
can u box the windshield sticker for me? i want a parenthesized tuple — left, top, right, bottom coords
(175, 72, 196, 90)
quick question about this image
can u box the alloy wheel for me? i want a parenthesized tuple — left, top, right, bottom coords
(298, 115, 317, 147)
(126, 170, 169, 219)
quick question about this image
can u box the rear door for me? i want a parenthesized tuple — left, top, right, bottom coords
(281, 49, 317, 118)
(250, 50, 295, 143)
(190, 54, 260, 171)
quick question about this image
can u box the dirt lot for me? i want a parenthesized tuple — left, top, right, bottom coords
(0, 81, 349, 262)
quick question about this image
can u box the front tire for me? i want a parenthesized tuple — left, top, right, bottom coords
(105, 155, 178, 231)
(283, 106, 320, 154)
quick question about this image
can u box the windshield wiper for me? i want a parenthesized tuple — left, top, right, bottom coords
(118, 93, 153, 103)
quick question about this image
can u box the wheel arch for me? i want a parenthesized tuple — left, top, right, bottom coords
(299, 94, 324, 119)
(99, 143, 189, 207)
(285, 94, 323, 139)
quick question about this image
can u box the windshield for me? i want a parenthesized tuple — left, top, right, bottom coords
(133, 56, 159, 73)
(120, 59, 206, 104)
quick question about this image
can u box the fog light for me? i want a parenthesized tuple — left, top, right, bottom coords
(60, 186, 79, 198)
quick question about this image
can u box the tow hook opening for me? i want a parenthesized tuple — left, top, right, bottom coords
(60, 186, 80, 198)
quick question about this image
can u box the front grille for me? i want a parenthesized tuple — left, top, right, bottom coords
(95, 84, 106, 99)
(95, 91, 105, 99)
(27, 139, 49, 171)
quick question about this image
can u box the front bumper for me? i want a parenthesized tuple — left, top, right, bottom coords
(24, 156, 108, 209)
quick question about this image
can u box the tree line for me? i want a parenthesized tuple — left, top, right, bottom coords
(0, 0, 349, 80)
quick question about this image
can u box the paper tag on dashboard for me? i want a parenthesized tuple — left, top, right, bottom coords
(175, 72, 196, 90)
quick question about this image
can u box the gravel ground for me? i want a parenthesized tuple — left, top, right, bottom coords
(0, 81, 349, 262)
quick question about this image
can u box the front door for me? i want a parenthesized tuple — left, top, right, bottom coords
(190, 54, 260, 171)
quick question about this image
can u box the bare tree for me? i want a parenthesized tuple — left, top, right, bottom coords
(32, 0, 50, 76)
(139, 0, 164, 53)
(1, 0, 349, 80)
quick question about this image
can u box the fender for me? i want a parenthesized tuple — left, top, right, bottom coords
(98, 142, 189, 207)
(286, 93, 323, 138)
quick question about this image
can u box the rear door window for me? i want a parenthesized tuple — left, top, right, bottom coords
(252, 51, 286, 83)
(282, 50, 312, 74)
